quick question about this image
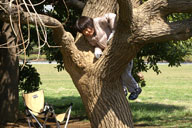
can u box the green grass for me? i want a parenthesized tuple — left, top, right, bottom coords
(19, 64, 192, 127)
(132, 64, 192, 127)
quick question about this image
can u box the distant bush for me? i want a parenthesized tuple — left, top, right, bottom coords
(19, 54, 46, 60)
(183, 55, 192, 62)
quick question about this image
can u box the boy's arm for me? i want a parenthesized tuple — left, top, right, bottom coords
(107, 30, 115, 42)
(103, 13, 116, 42)
(104, 13, 116, 31)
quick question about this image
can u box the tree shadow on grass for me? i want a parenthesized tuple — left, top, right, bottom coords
(129, 102, 188, 126)
(19, 95, 87, 120)
(46, 96, 87, 120)
(19, 95, 190, 126)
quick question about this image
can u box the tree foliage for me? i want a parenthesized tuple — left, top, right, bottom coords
(18, 0, 82, 91)
(19, 64, 42, 93)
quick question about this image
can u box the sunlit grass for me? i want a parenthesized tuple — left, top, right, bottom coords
(132, 64, 192, 127)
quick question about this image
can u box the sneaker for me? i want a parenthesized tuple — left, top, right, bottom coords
(128, 88, 142, 100)
(128, 92, 138, 100)
(123, 86, 128, 96)
(135, 87, 142, 95)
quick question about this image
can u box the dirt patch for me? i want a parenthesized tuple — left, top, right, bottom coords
(1, 119, 162, 128)
(1, 118, 91, 128)
(0, 113, 159, 128)
(0, 113, 91, 128)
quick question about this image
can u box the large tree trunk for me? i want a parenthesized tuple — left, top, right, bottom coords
(73, 73, 134, 128)
(65, 0, 134, 127)
(0, 23, 19, 123)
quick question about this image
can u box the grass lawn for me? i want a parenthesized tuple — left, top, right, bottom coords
(19, 64, 192, 127)
(132, 64, 192, 127)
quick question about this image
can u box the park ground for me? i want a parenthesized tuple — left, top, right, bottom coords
(1, 63, 192, 128)
(1, 114, 169, 128)
(1, 116, 91, 128)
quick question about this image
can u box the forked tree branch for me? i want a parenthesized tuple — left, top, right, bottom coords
(162, 0, 192, 14)
(117, 0, 133, 27)
(140, 0, 192, 17)
(132, 0, 192, 44)
(138, 18, 192, 44)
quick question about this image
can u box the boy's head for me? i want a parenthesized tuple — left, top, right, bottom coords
(75, 16, 95, 36)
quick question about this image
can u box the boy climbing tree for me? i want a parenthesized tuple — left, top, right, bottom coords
(75, 13, 143, 100)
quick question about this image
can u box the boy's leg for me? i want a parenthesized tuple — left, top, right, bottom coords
(122, 74, 141, 100)
(122, 80, 135, 96)
(121, 61, 142, 100)
(121, 61, 139, 92)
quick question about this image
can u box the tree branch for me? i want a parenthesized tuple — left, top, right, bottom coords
(0, 2, 62, 29)
(66, 0, 85, 10)
(82, 0, 118, 18)
(131, 0, 143, 8)
(137, 18, 192, 44)
(117, 0, 133, 26)
(140, 0, 192, 16)
(133, 0, 192, 43)
(163, 0, 192, 14)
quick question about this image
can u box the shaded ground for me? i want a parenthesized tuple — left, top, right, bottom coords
(0, 113, 159, 128)
(1, 119, 160, 128)
(1, 111, 190, 128)
(0, 112, 90, 128)
(0, 116, 162, 128)
(1, 118, 91, 128)
(0, 120, 163, 128)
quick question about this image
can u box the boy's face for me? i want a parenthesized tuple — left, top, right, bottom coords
(82, 27, 94, 37)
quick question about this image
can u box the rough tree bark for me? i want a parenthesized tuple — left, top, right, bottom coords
(0, 0, 20, 123)
(1, 0, 192, 127)
(0, 23, 19, 123)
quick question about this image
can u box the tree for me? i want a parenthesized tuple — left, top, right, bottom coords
(0, 22, 19, 123)
(1, 0, 192, 127)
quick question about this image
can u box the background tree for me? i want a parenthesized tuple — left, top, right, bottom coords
(0, 22, 19, 123)
(0, 0, 192, 127)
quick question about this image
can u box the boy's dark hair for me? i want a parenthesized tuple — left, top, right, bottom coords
(75, 16, 94, 33)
